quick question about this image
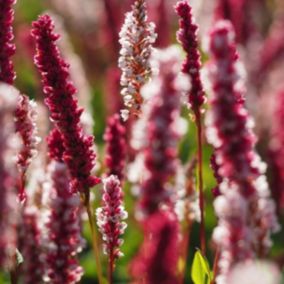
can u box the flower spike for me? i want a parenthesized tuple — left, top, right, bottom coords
(31, 14, 100, 199)
(118, 0, 157, 120)
(206, 20, 280, 283)
(96, 175, 127, 281)
(0, 0, 16, 84)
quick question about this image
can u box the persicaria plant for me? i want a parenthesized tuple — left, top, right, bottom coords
(0, 0, 283, 283)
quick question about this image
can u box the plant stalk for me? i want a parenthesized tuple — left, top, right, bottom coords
(108, 249, 114, 284)
(85, 196, 104, 284)
(10, 270, 18, 284)
(212, 247, 220, 284)
(196, 110, 206, 255)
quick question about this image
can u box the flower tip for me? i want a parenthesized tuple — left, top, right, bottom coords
(31, 14, 60, 41)
(175, 0, 191, 15)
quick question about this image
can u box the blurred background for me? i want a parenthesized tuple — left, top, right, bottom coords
(1, 0, 284, 283)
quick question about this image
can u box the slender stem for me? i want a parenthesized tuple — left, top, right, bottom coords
(180, 158, 197, 283)
(10, 245, 21, 284)
(212, 247, 220, 284)
(10, 268, 18, 284)
(195, 110, 206, 255)
(85, 199, 104, 284)
(108, 249, 114, 284)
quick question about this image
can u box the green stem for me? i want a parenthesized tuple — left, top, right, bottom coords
(212, 247, 220, 284)
(85, 198, 104, 284)
(196, 110, 206, 255)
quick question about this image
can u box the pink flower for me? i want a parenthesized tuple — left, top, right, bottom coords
(269, 89, 284, 211)
(104, 114, 126, 182)
(118, 0, 157, 120)
(130, 47, 183, 283)
(175, 0, 206, 115)
(15, 94, 40, 202)
(44, 159, 84, 284)
(206, 20, 279, 283)
(31, 15, 100, 199)
(19, 206, 44, 284)
(0, 83, 19, 269)
(138, 46, 186, 215)
(96, 175, 127, 263)
(130, 210, 179, 284)
(46, 128, 65, 162)
(214, 0, 255, 44)
(0, 0, 16, 84)
(206, 21, 258, 192)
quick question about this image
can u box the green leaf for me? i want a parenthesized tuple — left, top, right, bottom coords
(191, 249, 212, 284)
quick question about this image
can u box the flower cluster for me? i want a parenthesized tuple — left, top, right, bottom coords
(118, 0, 157, 120)
(31, 15, 100, 198)
(0, 0, 16, 84)
(0, 1, 283, 283)
(46, 128, 65, 162)
(103, 114, 126, 182)
(96, 175, 127, 261)
(15, 94, 41, 202)
(269, 89, 284, 211)
(214, 0, 253, 44)
(206, 21, 280, 283)
(175, 0, 206, 114)
(44, 160, 84, 284)
(0, 83, 19, 269)
(130, 210, 179, 284)
(15, 95, 40, 172)
(19, 206, 44, 284)
(138, 46, 188, 215)
(129, 46, 185, 283)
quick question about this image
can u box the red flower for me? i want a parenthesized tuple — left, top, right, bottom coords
(96, 175, 127, 261)
(20, 207, 44, 284)
(0, 84, 19, 269)
(175, 0, 206, 114)
(31, 15, 100, 198)
(138, 47, 184, 215)
(269, 88, 284, 211)
(15, 94, 40, 202)
(206, 21, 279, 283)
(0, 0, 16, 84)
(44, 159, 84, 284)
(131, 210, 179, 284)
(104, 114, 126, 182)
